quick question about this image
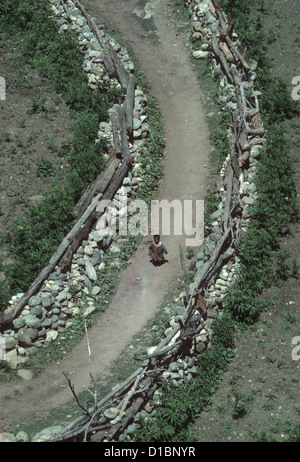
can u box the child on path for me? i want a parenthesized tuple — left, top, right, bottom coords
(148, 235, 168, 265)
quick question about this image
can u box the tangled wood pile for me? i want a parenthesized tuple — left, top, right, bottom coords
(48, 0, 265, 442)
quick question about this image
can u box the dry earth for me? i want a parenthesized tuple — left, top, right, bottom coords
(0, 0, 299, 442)
(0, 0, 214, 433)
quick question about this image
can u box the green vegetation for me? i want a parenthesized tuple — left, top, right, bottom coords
(136, 312, 235, 442)
(132, 0, 299, 442)
(217, 0, 299, 324)
(0, 0, 165, 309)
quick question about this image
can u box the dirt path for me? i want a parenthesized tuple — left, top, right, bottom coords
(0, 0, 212, 432)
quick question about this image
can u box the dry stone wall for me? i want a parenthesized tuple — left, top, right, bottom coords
(0, 0, 152, 367)
(32, 0, 267, 443)
(0, 0, 267, 442)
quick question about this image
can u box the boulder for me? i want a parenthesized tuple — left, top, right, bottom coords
(3, 349, 18, 368)
(46, 330, 58, 342)
(0, 432, 17, 442)
(18, 328, 32, 348)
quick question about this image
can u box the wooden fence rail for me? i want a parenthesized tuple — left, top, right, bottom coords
(48, 0, 266, 442)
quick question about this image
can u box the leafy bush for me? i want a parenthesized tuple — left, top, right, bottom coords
(35, 158, 55, 179)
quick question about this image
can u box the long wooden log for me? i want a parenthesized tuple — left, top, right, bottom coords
(118, 106, 133, 166)
(222, 165, 234, 230)
(109, 109, 123, 157)
(123, 74, 137, 138)
(229, 130, 241, 178)
(11, 193, 102, 320)
(191, 226, 232, 294)
(74, 156, 121, 218)
(108, 49, 131, 89)
(211, 37, 234, 84)
(59, 161, 131, 273)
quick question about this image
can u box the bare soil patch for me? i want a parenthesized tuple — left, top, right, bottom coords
(0, 39, 73, 270)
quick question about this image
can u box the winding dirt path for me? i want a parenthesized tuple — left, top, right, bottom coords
(0, 0, 212, 432)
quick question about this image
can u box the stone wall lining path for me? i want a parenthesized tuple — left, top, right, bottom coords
(0, 0, 266, 442)
(0, 0, 212, 437)
(44, 0, 267, 442)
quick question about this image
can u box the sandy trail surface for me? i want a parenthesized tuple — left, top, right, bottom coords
(0, 0, 212, 431)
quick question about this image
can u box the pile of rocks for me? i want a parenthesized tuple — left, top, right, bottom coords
(0, 0, 267, 443)
(142, 0, 265, 388)
(1, 0, 151, 367)
(51, 0, 150, 155)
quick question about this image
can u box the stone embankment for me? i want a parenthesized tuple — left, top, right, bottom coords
(0, 0, 151, 367)
(0, 0, 266, 442)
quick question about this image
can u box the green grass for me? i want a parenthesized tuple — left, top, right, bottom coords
(0, 0, 165, 309)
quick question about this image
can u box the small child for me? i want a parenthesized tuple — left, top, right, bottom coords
(148, 235, 168, 264)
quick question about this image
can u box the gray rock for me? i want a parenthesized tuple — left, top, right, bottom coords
(91, 286, 101, 296)
(56, 291, 68, 303)
(3, 336, 16, 351)
(86, 261, 97, 281)
(104, 407, 119, 420)
(32, 425, 65, 441)
(42, 318, 52, 328)
(28, 295, 41, 307)
(210, 210, 223, 222)
(0, 432, 17, 442)
(18, 328, 32, 348)
(84, 244, 94, 257)
(174, 305, 185, 316)
(83, 305, 96, 317)
(133, 117, 142, 130)
(49, 272, 66, 281)
(91, 249, 102, 266)
(13, 317, 26, 330)
(16, 431, 29, 442)
(17, 369, 33, 381)
(197, 251, 205, 260)
(41, 293, 54, 308)
(196, 342, 206, 353)
(46, 330, 58, 342)
(196, 260, 203, 270)
(27, 328, 38, 341)
(23, 315, 41, 329)
(193, 50, 209, 59)
(30, 305, 43, 317)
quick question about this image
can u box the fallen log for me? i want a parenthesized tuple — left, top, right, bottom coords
(11, 193, 102, 320)
(108, 49, 131, 89)
(212, 0, 251, 73)
(60, 161, 131, 273)
(118, 106, 133, 166)
(229, 130, 241, 178)
(74, 156, 121, 218)
(191, 226, 232, 294)
(109, 109, 123, 158)
(124, 74, 137, 139)
(211, 37, 234, 84)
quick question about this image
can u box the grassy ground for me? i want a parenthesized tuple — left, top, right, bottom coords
(191, 0, 300, 442)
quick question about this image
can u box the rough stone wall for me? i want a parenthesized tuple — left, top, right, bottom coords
(0, 0, 267, 442)
(1, 0, 151, 367)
